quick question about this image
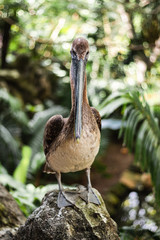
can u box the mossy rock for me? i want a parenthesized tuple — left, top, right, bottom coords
(0, 184, 26, 239)
(15, 188, 120, 240)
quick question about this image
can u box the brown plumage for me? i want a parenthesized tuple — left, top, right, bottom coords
(43, 37, 101, 207)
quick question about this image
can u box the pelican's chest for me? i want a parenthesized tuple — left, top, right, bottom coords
(69, 122, 100, 162)
(48, 119, 101, 173)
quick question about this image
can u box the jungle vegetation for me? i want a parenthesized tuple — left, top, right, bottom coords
(0, 0, 160, 239)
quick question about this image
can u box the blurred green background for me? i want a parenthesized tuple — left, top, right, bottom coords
(0, 0, 160, 239)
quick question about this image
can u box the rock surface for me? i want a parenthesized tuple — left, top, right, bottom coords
(14, 188, 120, 240)
(0, 184, 26, 240)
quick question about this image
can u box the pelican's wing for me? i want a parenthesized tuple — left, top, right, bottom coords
(91, 107, 101, 131)
(43, 115, 65, 173)
(43, 115, 65, 155)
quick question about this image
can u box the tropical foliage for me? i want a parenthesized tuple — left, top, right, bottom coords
(1, 0, 160, 238)
(0, 163, 57, 216)
(0, 88, 28, 173)
(100, 88, 160, 201)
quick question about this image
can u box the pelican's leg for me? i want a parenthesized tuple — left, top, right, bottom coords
(56, 172, 72, 208)
(80, 168, 101, 205)
(86, 168, 101, 205)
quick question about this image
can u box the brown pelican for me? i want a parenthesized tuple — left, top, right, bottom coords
(43, 37, 101, 208)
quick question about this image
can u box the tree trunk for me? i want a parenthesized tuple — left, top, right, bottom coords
(14, 188, 120, 240)
(1, 20, 11, 69)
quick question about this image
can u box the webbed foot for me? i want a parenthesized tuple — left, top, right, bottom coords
(57, 191, 73, 208)
(80, 187, 101, 205)
(57, 190, 80, 208)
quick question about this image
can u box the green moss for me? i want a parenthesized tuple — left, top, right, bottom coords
(75, 189, 109, 227)
(0, 203, 10, 227)
(0, 203, 5, 212)
(0, 202, 20, 228)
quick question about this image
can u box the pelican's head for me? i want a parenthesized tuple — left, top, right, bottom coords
(71, 37, 89, 61)
(70, 38, 89, 140)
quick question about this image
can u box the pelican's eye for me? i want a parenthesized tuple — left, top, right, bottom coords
(85, 51, 89, 60)
(73, 50, 76, 56)
(71, 50, 77, 59)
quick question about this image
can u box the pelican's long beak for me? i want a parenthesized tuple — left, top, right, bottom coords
(75, 59, 85, 140)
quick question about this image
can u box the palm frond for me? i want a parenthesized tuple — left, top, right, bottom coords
(0, 88, 28, 125)
(100, 88, 160, 202)
(0, 88, 29, 173)
(99, 96, 131, 117)
(0, 124, 20, 157)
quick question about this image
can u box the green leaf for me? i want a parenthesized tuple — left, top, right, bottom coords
(119, 105, 133, 139)
(0, 173, 23, 190)
(0, 123, 21, 164)
(13, 146, 32, 183)
(98, 90, 124, 110)
(100, 97, 131, 117)
(124, 109, 138, 149)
